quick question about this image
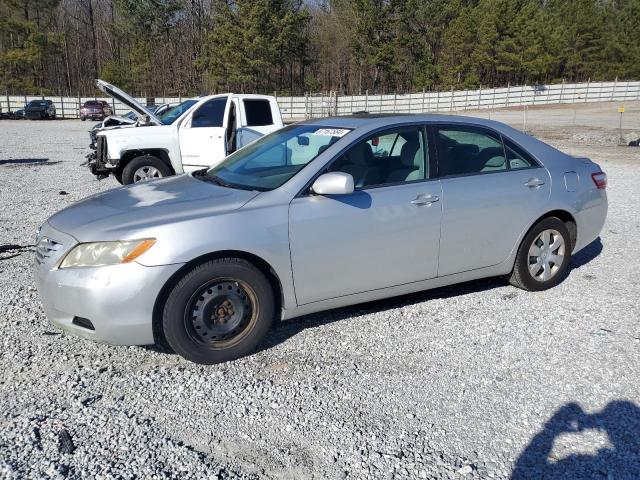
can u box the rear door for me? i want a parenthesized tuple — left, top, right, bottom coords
(179, 96, 232, 169)
(433, 124, 551, 276)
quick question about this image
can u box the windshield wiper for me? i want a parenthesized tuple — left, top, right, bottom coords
(193, 170, 235, 188)
(193, 169, 269, 192)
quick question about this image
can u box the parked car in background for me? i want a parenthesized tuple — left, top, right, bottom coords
(36, 114, 608, 364)
(88, 79, 283, 184)
(80, 100, 112, 121)
(25, 100, 56, 119)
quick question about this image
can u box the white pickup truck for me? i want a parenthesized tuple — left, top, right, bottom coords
(88, 80, 284, 184)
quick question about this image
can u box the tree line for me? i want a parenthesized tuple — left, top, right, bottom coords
(0, 0, 639, 97)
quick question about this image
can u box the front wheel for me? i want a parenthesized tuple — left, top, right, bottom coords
(121, 155, 172, 184)
(162, 258, 275, 364)
(509, 217, 572, 291)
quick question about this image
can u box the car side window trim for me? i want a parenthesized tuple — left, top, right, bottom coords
(296, 123, 435, 197)
(430, 123, 542, 179)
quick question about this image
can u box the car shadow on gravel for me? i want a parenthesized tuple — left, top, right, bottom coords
(512, 401, 640, 479)
(145, 238, 604, 358)
(569, 237, 603, 272)
(257, 237, 604, 354)
(0, 158, 50, 165)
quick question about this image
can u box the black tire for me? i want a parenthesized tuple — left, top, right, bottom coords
(80, 116, 86, 121)
(509, 217, 572, 291)
(121, 155, 172, 184)
(162, 258, 275, 364)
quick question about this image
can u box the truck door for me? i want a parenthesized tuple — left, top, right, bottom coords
(237, 98, 280, 148)
(179, 96, 232, 170)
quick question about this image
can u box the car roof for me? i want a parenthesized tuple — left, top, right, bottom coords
(299, 113, 568, 166)
(300, 113, 512, 130)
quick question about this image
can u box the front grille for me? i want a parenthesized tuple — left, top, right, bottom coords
(35, 237, 64, 265)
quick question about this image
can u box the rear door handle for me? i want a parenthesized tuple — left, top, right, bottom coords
(524, 178, 545, 188)
(411, 194, 439, 206)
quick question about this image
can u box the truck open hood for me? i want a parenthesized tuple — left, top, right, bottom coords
(96, 79, 162, 126)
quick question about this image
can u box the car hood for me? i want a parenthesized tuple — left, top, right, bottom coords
(95, 79, 162, 125)
(47, 174, 260, 241)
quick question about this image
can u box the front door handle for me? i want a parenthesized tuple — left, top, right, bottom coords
(411, 194, 439, 206)
(524, 178, 545, 188)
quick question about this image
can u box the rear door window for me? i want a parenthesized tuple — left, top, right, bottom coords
(435, 126, 506, 177)
(504, 140, 538, 170)
(243, 99, 273, 126)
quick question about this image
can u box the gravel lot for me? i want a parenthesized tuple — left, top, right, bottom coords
(1, 104, 639, 479)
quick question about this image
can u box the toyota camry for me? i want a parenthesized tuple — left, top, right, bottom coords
(35, 114, 608, 364)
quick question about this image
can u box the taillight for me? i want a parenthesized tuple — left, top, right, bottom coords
(591, 172, 607, 189)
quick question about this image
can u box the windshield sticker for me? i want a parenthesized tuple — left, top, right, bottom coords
(313, 128, 350, 137)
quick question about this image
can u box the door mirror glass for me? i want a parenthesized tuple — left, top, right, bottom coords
(312, 172, 354, 195)
(297, 135, 310, 146)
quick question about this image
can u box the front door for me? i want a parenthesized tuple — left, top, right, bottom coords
(433, 124, 552, 276)
(289, 126, 443, 305)
(179, 96, 231, 169)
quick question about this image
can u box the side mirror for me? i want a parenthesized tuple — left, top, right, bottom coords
(297, 135, 310, 146)
(311, 172, 354, 195)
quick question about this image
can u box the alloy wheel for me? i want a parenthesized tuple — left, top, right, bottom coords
(528, 229, 566, 282)
(133, 165, 162, 182)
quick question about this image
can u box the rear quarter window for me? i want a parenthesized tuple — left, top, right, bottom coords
(244, 99, 273, 126)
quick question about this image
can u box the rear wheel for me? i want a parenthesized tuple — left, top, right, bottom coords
(121, 155, 172, 184)
(509, 217, 571, 291)
(162, 258, 275, 364)
(80, 116, 86, 121)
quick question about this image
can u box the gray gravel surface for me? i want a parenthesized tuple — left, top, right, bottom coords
(1, 110, 639, 479)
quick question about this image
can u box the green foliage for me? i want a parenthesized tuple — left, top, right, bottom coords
(200, 0, 310, 93)
(0, 0, 637, 94)
(0, 0, 61, 93)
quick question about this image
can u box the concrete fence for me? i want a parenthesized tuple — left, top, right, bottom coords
(2, 80, 639, 121)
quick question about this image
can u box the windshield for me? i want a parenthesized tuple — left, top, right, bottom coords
(28, 101, 47, 107)
(159, 100, 198, 125)
(201, 124, 352, 191)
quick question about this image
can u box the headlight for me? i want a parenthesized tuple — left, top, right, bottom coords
(59, 239, 156, 269)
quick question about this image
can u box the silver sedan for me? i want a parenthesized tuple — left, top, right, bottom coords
(35, 115, 608, 364)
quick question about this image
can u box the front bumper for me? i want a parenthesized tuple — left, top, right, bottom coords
(34, 223, 184, 345)
(25, 111, 47, 119)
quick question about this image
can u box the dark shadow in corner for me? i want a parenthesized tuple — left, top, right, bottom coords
(0, 158, 50, 165)
(512, 401, 640, 479)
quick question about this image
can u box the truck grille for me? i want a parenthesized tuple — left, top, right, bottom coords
(35, 237, 64, 265)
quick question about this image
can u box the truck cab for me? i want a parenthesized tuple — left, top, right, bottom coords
(88, 80, 284, 184)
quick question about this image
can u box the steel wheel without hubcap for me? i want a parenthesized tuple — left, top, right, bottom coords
(185, 279, 257, 349)
(133, 165, 162, 182)
(528, 229, 565, 282)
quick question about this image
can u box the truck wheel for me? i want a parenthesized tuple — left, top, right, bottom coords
(162, 258, 275, 364)
(121, 155, 172, 184)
